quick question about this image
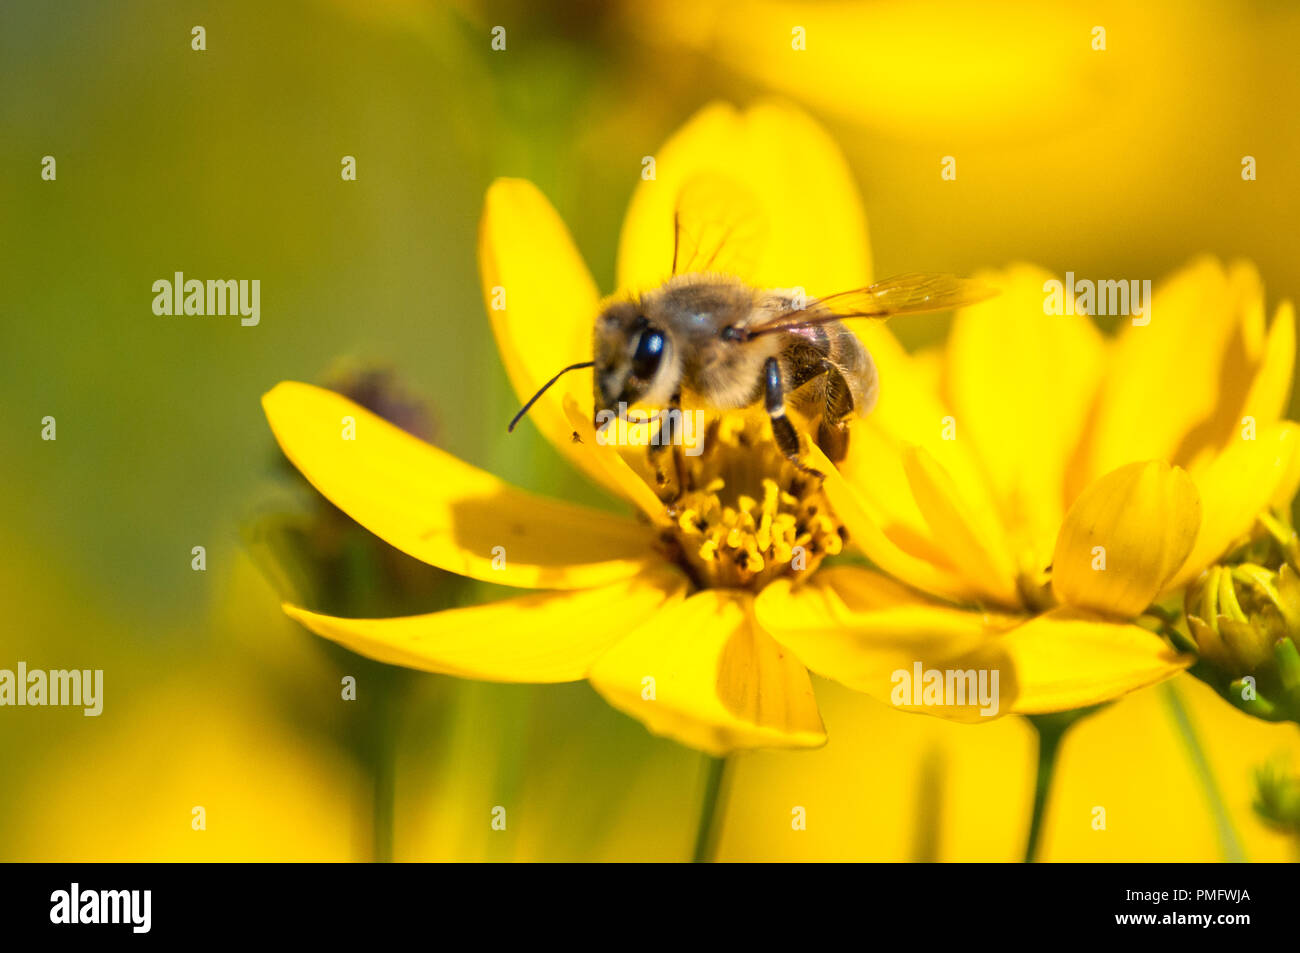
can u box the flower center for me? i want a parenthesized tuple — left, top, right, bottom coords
(651, 416, 845, 591)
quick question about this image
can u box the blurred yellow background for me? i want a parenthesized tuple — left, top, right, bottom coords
(2, 0, 1298, 860)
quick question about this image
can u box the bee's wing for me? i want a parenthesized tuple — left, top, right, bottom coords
(671, 173, 768, 279)
(745, 273, 998, 338)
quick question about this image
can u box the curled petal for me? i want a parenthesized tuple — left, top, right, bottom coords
(1165, 423, 1300, 593)
(589, 589, 827, 755)
(1052, 460, 1200, 618)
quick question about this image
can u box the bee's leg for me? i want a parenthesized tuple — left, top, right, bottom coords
(663, 391, 690, 502)
(764, 356, 823, 477)
(816, 418, 851, 464)
(668, 392, 690, 499)
(648, 392, 686, 503)
(646, 417, 674, 502)
(815, 363, 855, 464)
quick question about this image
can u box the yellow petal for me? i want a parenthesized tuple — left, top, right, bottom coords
(588, 589, 826, 755)
(836, 326, 1007, 593)
(755, 566, 1017, 701)
(1164, 422, 1300, 593)
(262, 381, 655, 589)
(616, 101, 871, 296)
(812, 442, 976, 604)
(836, 418, 945, 567)
(1167, 288, 1294, 467)
(283, 569, 688, 682)
(944, 263, 1105, 564)
(903, 445, 1021, 606)
(836, 335, 991, 570)
(1272, 424, 1300, 510)
(480, 178, 625, 496)
(995, 608, 1191, 713)
(1051, 460, 1200, 618)
(1078, 258, 1260, 488)
(759, 572, 1188, 720)
(1241, 301, 1295, 428)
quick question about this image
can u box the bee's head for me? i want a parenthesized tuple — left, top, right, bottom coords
(592, 300, 679, 422)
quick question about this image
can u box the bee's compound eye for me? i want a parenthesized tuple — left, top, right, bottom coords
(631, 329, 665, 381)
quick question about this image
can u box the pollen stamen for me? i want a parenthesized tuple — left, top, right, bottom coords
(654, 416, 845, 591)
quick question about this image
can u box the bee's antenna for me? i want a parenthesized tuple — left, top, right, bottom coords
(507, 361, 595, 433)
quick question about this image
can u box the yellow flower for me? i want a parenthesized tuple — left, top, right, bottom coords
(261, 101, 879, 755)
(756, 258, 1300, 719)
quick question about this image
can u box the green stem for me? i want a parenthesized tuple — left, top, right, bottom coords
(1162, 681, 1243, 861)
(1023, 716, 1066, 863)
(692, 755, 729, 863)
(1021, 706, 1105, 862)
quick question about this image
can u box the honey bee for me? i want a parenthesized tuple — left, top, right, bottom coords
(508, 177, 994, 490)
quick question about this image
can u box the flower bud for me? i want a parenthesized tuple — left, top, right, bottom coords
(1253, 761, 1300, 838)
(1183, 514, 1300, 722)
